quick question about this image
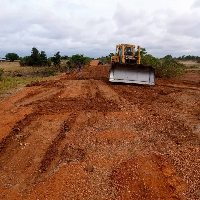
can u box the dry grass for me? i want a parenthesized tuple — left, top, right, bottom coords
(179, 60, 198, 65)
(0, 61, 21, 71)
(0, 61, 55, 101)
(178, 60, 200, 70)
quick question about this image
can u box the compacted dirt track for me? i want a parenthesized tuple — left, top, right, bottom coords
(0, 61, 200, 199)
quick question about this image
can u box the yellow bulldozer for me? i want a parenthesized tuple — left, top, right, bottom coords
(109, 44, 155, 85)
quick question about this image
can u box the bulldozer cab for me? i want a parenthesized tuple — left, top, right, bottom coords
(125, 47, 133, 55)
(110, 44, 155, 85)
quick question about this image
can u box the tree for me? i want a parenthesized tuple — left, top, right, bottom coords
(163, 55, 173, 60)
(109, 53, 114, 58)
(5, 53, 19, 61)
(67, 54, 92, 68)
(135, 48, 147, 57)
(70, 54, 86, 65)
(52, 52, 61, 68)
(31, 47, 40, 66)
(39, 51, 48, 66)
(61, 55, 69, 60)
(19, 47, 49, 67)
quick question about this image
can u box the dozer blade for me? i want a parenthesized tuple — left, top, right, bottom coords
(109, 63, 155, 85)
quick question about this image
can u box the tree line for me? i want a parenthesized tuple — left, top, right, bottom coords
(3, 47, 199, 79)
(163, 54, 200, 62)
(4, 47, 94, 71)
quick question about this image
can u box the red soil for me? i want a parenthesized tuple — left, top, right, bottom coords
(0, 62, 199, 199)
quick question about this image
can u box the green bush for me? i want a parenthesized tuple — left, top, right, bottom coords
(0, 68, 4, 81)
(60, 65, 70, 72)
(67, 54, 93, 69)
(19, 56, 31, 66)
(51, 52, 61, 68)
(66, 60, 72, 68)
(19, 48, 49, 67)
(5, 53, 19, 61)
(161, 58, 185, 77)
(47, 58, 52, 67)
(141, 54, 185, 78)
(43, 68, 57, 76)
(190, 65, 198, 69)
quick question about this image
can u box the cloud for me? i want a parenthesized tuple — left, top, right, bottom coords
(111, 2, 200, 57)
(0, 0, 199, 58)
(191, 0, 200, 8)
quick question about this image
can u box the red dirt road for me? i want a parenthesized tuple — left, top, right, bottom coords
(0, 62, 200, 199)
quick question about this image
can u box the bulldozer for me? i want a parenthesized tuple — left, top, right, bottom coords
(109, 44, 155, 85)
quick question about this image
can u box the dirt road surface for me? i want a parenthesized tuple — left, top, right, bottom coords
(0, 61, 200, 199)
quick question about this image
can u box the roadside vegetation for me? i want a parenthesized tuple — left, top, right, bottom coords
(138, 49, 200, 78)
(0, 69, 4, 81)
(66, 54, 93, 69)
(0, 76, 51, 93)
(0, 65, 55, 95)
(19, 47, 51, 67)
(0, 47, 94, 100)
(97, 53, 114, 64)
(140, 51, 186, 78)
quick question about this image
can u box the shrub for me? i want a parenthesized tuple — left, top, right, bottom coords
(160, 58, 185, 77)
(47, 58, 52, 67)
(66, 60, 72, 68)
(67, 54, 92, 69)
(141, 54, 185, 78)
(190, 65, 198, 69)
(43, 68, 57, 76)
(51, 52, 61, 69)
(19, 56, 31, 66)
(19, 48, 48, 67)
(61, 55, 69, 60)
(0, 68, 4, 81)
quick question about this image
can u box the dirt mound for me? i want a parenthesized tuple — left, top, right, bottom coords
(0, 63, 199, 199)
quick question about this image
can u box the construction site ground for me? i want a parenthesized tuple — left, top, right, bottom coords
(0, 60, 199, 199)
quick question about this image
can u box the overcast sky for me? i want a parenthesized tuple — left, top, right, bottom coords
(0, 0, 200, 58)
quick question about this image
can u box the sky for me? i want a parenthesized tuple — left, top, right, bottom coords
(0, 0, 200, 58)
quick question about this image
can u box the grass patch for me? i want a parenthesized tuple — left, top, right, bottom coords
(190, 65, 198, 69)
(0, 68, 4, 81)
(0, 61, 73, 101)
(0, 61, 21, 70)
(0, 76, 52, 93)
(0, 64, 57, 96)
(3, 66, 58, 77)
